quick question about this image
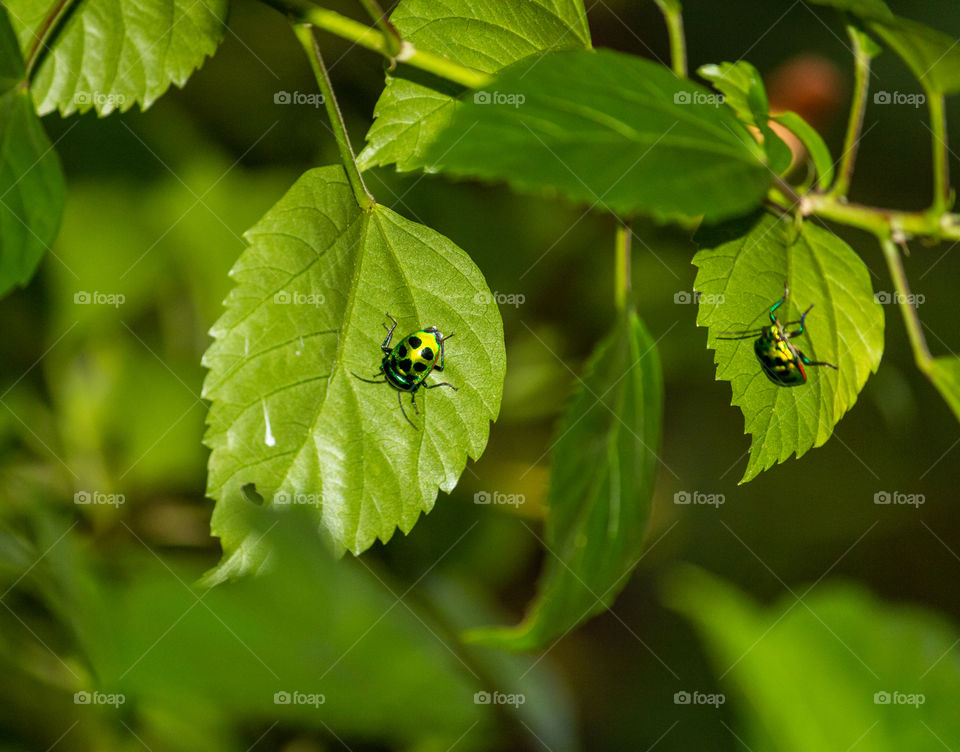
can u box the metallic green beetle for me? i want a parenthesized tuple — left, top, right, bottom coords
(716, 287, 838, 387)
(352, 314, 457, 427)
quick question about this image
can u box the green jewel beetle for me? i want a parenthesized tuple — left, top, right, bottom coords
(716, 286, 838, 387)
(352, 314, 457, 427)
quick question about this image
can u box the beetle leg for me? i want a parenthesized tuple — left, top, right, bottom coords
(797, 350, 838, 369)
(381, 314, 399, 352)
(435, 332, 453, 371)
(424, 381, 457, 390)
(716, 330, 763, 340)
(410, 391, 420, 414)
(769, 289, 787, 324)
(352, 371, 386, 384)
(397, 390, 417, 428)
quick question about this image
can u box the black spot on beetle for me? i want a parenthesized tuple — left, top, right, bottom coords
(420, 347, 433, 361)
(399, 359, 413, 372)
(413, 362, 427, 372)
(398, 345, 407, 357)
(408, 336, 422, 348)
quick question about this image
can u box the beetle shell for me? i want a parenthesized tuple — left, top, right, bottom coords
(754, 325, 806, 387)
(382, 328, 442, 391)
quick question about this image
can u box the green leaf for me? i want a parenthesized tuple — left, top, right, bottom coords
(805, 0, 893, 22)
(468, 310, 663, 650)
(425, 48, 772, 223)
(810, 0, 960, 95)
(667, 566, 960, 751)
(928, 357, 960, 423)
(5, 0, 228, 115)
(868, 17, 960, 96)
(772, 111, 835, 191)
(693, 212, 884, 482)
(0, 7, 64, 296)
(697, 60, 791, 174)
(202, 165, 505, 559)
(358, 0, 591, 172)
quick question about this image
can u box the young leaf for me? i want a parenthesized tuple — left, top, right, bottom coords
(693, 212, 884, 483)
(772, 111, 835, 190)
(202, 166, 505, 560)
(667, 567, 960, 751)
(358, 0, 591, 172)
(5, 0, 228, 115)
(467, 310, 663, 650)
(697, 60, 791, 174)
(425, 49, 772, 223)
(928, 357, 960, 423)
(0, 7, 64, 297)
(868, 17, 960, 96)
(809, 0, 960, 95)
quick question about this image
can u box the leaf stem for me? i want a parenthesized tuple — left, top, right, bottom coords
(355, 0, 402, 58)
(293, 23, 375, 210)
(879, 236, 932, 372)
(615, 220, 632, 311)
(264, 0, 491, 89)
(654, 1, 687, 78)
(829, 25, 873, 199)
(23, 0, 76, 79)
(928, 93, 951, 213)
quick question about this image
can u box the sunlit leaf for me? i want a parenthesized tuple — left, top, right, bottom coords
(426, 49, 772, 223)
(693, 212, 884, 482)
(5, 0, 228, 115)
(203, 166, 505, 559)
(358, 0, 591, 172)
